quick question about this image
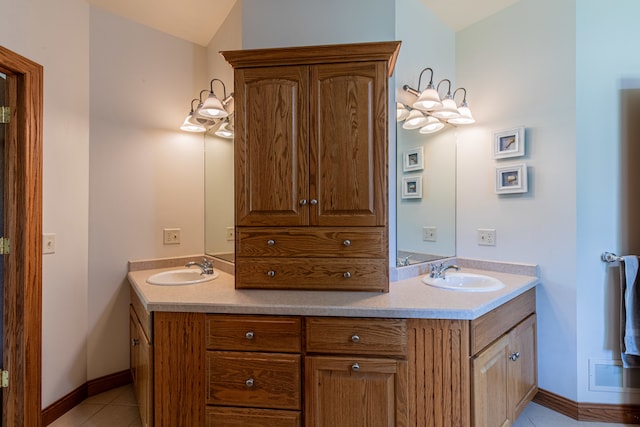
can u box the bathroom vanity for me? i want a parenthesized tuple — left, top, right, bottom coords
(128, 263, 538, 427)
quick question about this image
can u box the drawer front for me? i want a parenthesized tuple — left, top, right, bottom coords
(306, 317, 407, 358)
(207, 351, 301, 410)
(235, 258, 388, 292)
(206, 315, 301, 353)
(236, 227, 386, 258)
(206, 407, 301, 427)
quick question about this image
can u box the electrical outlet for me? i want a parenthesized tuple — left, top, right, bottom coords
(163, 228, 181, 245)
(477, 229, 496, 246)
(43, 233, 56, 254)
(422, 226, 437, 242)
(225, 226, 235, 241)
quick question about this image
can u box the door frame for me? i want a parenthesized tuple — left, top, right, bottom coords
(0, 45, 43, 426)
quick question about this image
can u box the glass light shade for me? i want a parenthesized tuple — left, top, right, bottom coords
(180, 114, 206, 132)
(215, 122, 234, 139)
(402, 110, 428, 130)
(396, 103, 410, 121)
(448, 104, 475, 124)
(199, 93, 229, 119)
(418, 117, 445, 134)
(412, 86, 443, 111)
(431, 97, 460, 119)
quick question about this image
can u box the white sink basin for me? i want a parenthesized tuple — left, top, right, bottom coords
(422, 272, 505, 292)
(146, 269, 219, 286)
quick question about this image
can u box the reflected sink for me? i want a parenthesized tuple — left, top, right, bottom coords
(422, 272, 505, 292)
(146, 269, 219, 286)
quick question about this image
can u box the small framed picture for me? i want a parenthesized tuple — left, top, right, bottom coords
(403, 147, 424, 172)
(495, 163, 528, 194)
(402, 175, 423, 199)
(493, 127, 525, 159)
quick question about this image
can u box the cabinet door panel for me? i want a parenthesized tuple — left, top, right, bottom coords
(235, 66, 309, 226)
(472, 334, 511, 427)
(510, 314, 537, 420)
(130, 307, 152, 427)
(305, 356, 407, 427)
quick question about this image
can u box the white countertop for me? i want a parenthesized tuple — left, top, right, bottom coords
(128, 265, 538, 320)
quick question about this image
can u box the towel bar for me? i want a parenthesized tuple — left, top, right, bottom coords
(602, 251, 624, 262)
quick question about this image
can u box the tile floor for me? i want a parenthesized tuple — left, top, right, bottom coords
(48, 384, 637, 427)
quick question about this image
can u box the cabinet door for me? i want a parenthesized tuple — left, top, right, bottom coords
(305, 356, 407, 427)
(310, 61, 387, 227)
(472, 334, 511, 427)
(235, 65, 309, 226)
(509, 314, 537, 420)
(130, 307, 152, 427)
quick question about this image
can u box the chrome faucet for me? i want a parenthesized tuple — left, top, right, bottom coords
(185, 258, 214, 275)
(429, 263, 460, 279)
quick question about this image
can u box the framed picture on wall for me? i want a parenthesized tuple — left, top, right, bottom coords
(493, 127, 525, 159)
(403, 146, 424, 172)
(495, 163, 528, 194)
(402, 175, 423, 199)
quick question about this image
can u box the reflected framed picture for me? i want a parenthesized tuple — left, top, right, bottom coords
(402, 175, 422, 199)
(495, 163, 528, 194)
(403, 146, 424, 172)
(493, 127, 525, 159)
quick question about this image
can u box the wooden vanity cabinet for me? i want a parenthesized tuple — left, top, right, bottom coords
(221, 42, 401, 292)
(129, 291, 153, 427)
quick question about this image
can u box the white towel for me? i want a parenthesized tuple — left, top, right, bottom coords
(621, 256, 640, 367)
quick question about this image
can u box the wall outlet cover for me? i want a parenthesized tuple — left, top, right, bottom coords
(163, 228, 181, 245)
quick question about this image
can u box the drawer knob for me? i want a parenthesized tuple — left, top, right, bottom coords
(509, 352, 521, 361)
(351, 362, 360, 372)
(245, 331, 255, 340)
(343, 239, 351, 247)
(267, 239, 275, 246)
(245, 378, 255, 388)
(351, 335, 360, 343)
(310, 199, 318, 205)
(299, 199, 308, 206)
(343, 272, 351, 279)
(267, 270, 276, 277)
(131, 338, 139, 347)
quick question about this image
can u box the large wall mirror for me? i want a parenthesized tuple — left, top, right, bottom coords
(396, 125, 456, 266)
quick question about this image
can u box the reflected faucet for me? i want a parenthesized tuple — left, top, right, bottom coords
(429, 263, 460, 279)
(185, 258, 214, 275)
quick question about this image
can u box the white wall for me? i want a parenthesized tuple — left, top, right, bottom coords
(456, 0, 578, 400)
(0, 0, 91, 407)
(576, 0, 640, 403)
(88, 8, 207, 380)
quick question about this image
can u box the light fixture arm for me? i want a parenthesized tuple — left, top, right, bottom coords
(453, 87, 468, 104)
(209, 78, 227, 99)
(189, 98, 200, 113)
(416, 67, 435, 91)
(436, 79, 453, 97)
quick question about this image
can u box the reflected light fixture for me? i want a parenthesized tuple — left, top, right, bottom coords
(214, 116, 234, 139)
(180, 98, 206, 132)
(419, 116, 445, 134)
(448, 88, 475, 124)
(402, 109, 428, 130)
(430, 79, 460, 120)
(199, 78, 230, 119)
(396, 102, 410, 121)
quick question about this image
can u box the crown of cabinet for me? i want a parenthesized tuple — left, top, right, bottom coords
(224, 41, 399, 292)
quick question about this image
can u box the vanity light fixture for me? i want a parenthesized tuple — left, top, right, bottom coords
(180, 98, 207, 132)
(396, 102, 410, 121)
(430, 79, 460, 120)
(418, 116, 445, 134)
(410, 67, 443, 111)
(448, 88, 476, 124)
(199, 78, 231, 119)
(402, 109, 429, 130)
(214, 116, 234, 139)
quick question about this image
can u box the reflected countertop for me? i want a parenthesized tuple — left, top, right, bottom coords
(127, 262, 538, 320)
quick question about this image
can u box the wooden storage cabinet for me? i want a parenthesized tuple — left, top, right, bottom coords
(206, 315, 302, 426)
(129, 292, 153, 427)
(222, 42, 401, 292)
(304, 317, 409, 427)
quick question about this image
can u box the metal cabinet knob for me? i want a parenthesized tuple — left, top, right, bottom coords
(351, 362, 360, 372)
(509, 352, 521, 361)
(245, 331, 255, 340)
(245, 378, 255, 388)
(310, 199, 318, 205)
(351, 335, 360, 343)
(267, 239, 275, 246)
(267, 270, 276, 277)
(343, 272, 351, 279)
(299, 199, 308, 206)
(131, 338, 139, 347)
(343, 240, 351, 247)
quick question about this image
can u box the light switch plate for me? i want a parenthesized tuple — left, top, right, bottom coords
(477, 229, 496, 246)
(43, 233, 56, 254)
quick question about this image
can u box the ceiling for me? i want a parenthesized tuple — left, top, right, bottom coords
(86, 0, 519, 47)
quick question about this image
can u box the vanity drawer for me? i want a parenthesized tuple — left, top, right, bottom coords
(305, 317, 407, 358)
(206, 407, 301, 427)
(236, 227, 386, 258)
(206, 315, 301, 353)
(206, 351, 301, 410)
(235, 258, 388, 292)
